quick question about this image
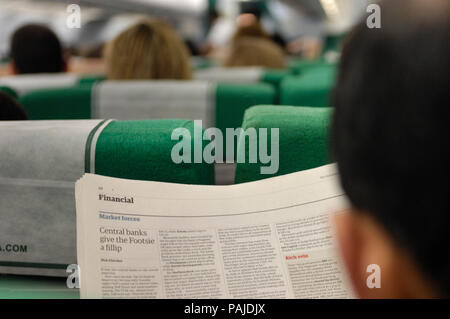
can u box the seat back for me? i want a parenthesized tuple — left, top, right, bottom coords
(235, 105, 332, 183)
(91, 120, 214, 184)
(289, 59, 336, 76)
(19, 86, 92, 120)
(214, 83, 275, 146)
(195, 67, 290, 88)
(195, 67, 264, 83)
(19, 81, 276, 134)
(78, 74, 106, 86)
(280, 66, 336, 107)
(18, 81, 275, 173)
(0, 120, 102, 276)
(0, 86, 18, 99)
(91, 80, 215, 127)
(0, 119, 213, 276)
(0, 73, 79, 96)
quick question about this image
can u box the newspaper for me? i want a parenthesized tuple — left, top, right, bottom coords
(75, 164, 354, 299)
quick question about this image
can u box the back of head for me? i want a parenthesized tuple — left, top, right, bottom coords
(232, 15, 268, 44)
(0, 92, 28, 120)
(104, 19, 192, 80)
(224, 37, 286, 69)
(332, 0, 450, 296)
(10, 24, 65, 74)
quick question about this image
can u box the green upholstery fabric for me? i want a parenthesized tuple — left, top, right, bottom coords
(262, 69, 292, 103)
(289, 59, 336, 76)
(235, 105, 332, 183)
(215, 83, 276, 133)
(94, 120, 215, 185)
(0, 275, 79, 299)
(19, 86, 92, 120)
(216, 83, 276, 160)
(262, 69, 292, 87)
(280, 67, 336, 107)
(78, 75, 106, 86)
(0, 86, 18, 99)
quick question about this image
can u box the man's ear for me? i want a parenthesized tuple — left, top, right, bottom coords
(333, 210, 435, 298)
(333, 211, 365, 296)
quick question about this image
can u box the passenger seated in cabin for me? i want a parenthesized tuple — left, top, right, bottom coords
(332, 0, 450, 298)
(224, 37, 286, 69)
(104, 18, 192, 80)
(231, 14, 268, 44)
(224, 14, 286, 69)
(0, 91, 28, 120)
(9, 24, 67, 74)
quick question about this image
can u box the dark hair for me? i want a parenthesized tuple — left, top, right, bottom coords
(332, 0, 450, 296)
(10, 24, 65, 74)
(0, 91, 28, 120)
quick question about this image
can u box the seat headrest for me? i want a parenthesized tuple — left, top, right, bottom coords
(235, 105, 332, 183)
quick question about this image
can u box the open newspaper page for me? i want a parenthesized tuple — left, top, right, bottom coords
(75, 164, 354, 299)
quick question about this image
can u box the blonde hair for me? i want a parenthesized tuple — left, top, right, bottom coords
(104, 19, 192, 80)
(224, 37, 286, 69)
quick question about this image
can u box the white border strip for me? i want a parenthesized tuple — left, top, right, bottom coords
(89, 119, 114, 174)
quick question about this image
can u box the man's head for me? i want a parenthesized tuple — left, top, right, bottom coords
(10, 24, 67, 74)
(332, 0, 450, 298)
